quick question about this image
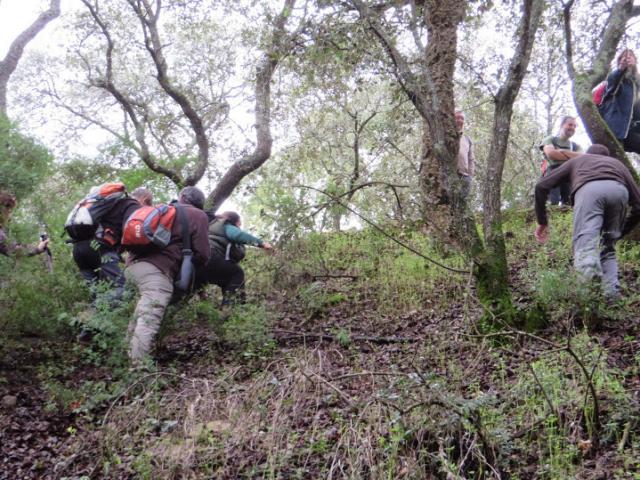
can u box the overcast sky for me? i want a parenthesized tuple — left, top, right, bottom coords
(0, 1, 67, 57)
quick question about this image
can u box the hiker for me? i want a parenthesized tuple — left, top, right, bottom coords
(195, 211, 273, 306)
(599, 49, 640, 154)
(455, 110, 475, 199)
(538, 116, 583, 205)
(534, 144, 640, 299)
(0, 191, 49, 258)
(131, 187, 153, 206)
(71, 187, 147, 302)
(125, 186, 210, 362)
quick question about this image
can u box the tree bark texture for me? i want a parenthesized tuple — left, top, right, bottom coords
(0, 0, 61, 116)
(356, 0, 547, 325)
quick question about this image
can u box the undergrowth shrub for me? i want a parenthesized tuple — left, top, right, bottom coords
(70, 283, 136, 368)
(249, 227, 468, 315)
(498, 332, 634, 478)
(0, 252, 85, 338)
(165, 294, 221, 330)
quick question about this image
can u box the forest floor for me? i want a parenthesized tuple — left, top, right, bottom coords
(1, 286, 639, 479)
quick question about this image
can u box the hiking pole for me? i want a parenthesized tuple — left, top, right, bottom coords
(40, 231, 53, 273)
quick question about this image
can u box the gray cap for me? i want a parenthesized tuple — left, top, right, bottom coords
(179, 186, 205, 210)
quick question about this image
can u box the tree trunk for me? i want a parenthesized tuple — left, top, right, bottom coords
(480, 0, 544, 327)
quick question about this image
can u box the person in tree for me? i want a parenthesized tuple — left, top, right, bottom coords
(534, 144, 640, 299)
(125, 186, 210, 362)
(455, 110, 475, 199)
(0, 191, 49, 258)
(538, 116, 583, 206)
(599, 48, 640, 154)
(195, 211, 273, 306)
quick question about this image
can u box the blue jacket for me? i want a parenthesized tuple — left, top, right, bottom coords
(599, 68, 638, 139)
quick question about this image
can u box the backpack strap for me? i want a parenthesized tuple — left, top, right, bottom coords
(174, 204, 191, 255)
(173, 203, 195, 294)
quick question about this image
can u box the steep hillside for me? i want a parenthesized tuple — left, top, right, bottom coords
(1, 209, 639, 479)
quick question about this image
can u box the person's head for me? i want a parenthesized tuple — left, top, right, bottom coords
(0, 191, 16, 226)
(454, 110, 465, 133)
(617, 48, 637, 69)
(219, 211, 241, 227)
(586, 144, 610, 156)
(131, 187, 153, 206)
(558, 115, 577, 139)
(178, 186, 205, 210)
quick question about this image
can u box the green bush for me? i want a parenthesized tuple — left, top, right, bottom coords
(0, 116, 52, 200)
(0, 254, 85, 338)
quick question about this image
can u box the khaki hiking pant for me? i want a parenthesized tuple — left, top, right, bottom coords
(126, 261, 174, 362)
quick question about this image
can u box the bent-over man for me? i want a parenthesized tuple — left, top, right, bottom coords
(125, 186, 210, 362)
(534, 144, 640, 298)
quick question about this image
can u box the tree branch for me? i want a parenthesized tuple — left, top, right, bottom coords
(207, 0, 297, 211)
(81, 0, 184, 186)
(0, 0, 61, 115)
(128, 0, 209, 186)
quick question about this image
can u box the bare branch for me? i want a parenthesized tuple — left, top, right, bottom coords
(207, 0, 297, 211)
(0, 0, 61, 115)
(127, 0, 209, 186)
(81, 0, 184, 185)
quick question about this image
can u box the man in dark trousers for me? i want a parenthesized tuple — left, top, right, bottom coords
(534, 144, 640, 299)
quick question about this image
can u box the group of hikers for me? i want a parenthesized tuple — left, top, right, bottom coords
(0, 185, 272, 363)
(3, 47, 640, 362)
(534, 48, 640, 302)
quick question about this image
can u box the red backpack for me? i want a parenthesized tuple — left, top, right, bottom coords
(65, 183, 127, 241)
(592, 81, 607, 106)
(121, 204, 177, 248)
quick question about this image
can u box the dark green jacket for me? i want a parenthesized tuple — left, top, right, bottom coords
(208, 218, 264, 261)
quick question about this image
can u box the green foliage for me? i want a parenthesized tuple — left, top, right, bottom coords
(70, 284, 136, 368)
(506, 333, 633, 478)
(0, 252, 85, 338)
(254, 227, 467, 315)
(0, 117, 52, 200)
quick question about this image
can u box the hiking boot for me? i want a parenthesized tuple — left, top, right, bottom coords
(77, 328, 94, 344)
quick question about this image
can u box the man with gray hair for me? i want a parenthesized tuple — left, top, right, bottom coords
(125, 186, 210, 362)
(534, 144, 640, 299)
(538, 115, 583, 205)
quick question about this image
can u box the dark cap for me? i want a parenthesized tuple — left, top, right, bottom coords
(179, 186, 205, 210)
